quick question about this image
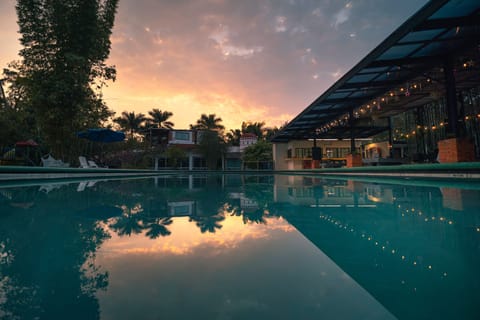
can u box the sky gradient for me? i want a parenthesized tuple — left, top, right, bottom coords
(0, 0, 429, 130)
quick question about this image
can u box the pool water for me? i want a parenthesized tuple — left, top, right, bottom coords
(0, 174, 479, 319)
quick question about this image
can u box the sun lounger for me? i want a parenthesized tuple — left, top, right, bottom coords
(41, 154, 70, 167)
(79, 156, 105, 168)
(88, 160, 99, 168)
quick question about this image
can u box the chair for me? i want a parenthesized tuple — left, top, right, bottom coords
(79, 156, 104, 168)
(88, 160, 99, 168)
(79, 156, 95, 168)
(77, 180, 97, 192)
(41, 154, 70, 167)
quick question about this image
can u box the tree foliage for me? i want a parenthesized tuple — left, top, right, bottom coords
(113, 111, 146, 139)
(197, 130, 226, 169)
(225, 128, 241, 146)
(147, 108, 174, 129)
(3, 0, 119, 159)
(165, 145, 186, 168)
(191, 114, 225, 132)
(241, 121, 265, 139)
(242, 140, 273, 168)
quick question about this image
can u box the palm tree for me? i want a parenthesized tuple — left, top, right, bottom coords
(113, 111, 146, 138)
(147, 108, 174, 129)
(225, 129, 241, 146)
(241, 121, 266, 139)
(264, 126, 279, 141)
(191, 113, 225, 132)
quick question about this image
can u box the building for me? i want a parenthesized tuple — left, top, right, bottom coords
(272, 0, 480, 167)
(145, 129, 258, 170)
(273, 139, 370, 170)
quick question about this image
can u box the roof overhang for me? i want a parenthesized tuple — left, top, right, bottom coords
(272, 0, 480, 142)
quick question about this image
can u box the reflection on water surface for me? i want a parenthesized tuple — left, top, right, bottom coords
(0, 174, 479, 319)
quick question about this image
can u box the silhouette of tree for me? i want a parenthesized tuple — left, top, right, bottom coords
(147, 108, 174, 129)
(241, 121, 266, 139)
(225, 129, 242, 146)
(191, 113, 225, 132)
(4, 0, 119, 158)
(113, 111, 147, 139)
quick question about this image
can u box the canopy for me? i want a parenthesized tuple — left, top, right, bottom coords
(77, 128, 125, 143)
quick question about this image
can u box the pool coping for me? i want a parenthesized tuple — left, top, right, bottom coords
(1, 162, 480, 182)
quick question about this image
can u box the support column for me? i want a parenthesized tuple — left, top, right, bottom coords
(188, 153, 193, 171)
(437, 57, 474, 162)
(350, 110, 356, 153)
(388, 117, 393, 157)
(311, 137, 321, 169)
(347, 109, 362, 167)
(444, 57, 458, 137)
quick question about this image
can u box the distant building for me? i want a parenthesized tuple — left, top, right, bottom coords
(144, 128, 253, 170)
(240, 133, 258, 152)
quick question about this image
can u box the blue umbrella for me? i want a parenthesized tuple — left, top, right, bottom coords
(77, 128, 125, 143)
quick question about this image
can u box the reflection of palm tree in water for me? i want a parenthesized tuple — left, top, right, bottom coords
(145, 217, 173, 239)
(242, 209, 267, 225)
(109, 204, 145, 236)
(109, 204, 174, 238)
(189, 214, 225, 233)
(225, 202, 267, 225)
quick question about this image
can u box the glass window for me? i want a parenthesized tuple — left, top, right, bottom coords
(295, 148, 312, 158)
(174, 131, 190, 141)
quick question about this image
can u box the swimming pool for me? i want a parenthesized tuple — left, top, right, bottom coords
(0, 174, 479, 319)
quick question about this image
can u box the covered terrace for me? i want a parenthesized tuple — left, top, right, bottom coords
(272, 0, 480, 167)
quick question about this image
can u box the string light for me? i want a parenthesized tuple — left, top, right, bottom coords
(316, 58, 477, 136)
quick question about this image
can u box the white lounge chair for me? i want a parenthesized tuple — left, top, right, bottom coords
(77, 180, 97, 192)
(88, 160, 99, 168)
(41, 154, 70, 167)
(79, 156, 89, 168)
(79, 156, 104, 168)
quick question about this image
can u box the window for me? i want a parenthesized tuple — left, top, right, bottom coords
(294, 148, 312, 158)
(173, 131, 190, 141)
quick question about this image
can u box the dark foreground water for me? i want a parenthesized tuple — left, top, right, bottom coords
(0, 174, 479, 319)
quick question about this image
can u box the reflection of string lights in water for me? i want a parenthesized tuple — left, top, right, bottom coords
(318, 213, 450, 283)
(396, 204, 455, 226)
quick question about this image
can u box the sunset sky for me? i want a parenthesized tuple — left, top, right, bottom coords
(0, 0, 429, 130)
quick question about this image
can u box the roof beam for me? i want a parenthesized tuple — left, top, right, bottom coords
(367, 56, 439, 68)
(414, 15, 480, 31)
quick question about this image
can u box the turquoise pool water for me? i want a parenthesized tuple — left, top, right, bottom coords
(0, 174, 479, 319)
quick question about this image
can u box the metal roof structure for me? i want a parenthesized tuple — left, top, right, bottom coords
(272, 0, 480, 142)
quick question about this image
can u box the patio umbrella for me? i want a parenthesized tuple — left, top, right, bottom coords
(77, 128, 125, 143)
(15, 139, 39, 147)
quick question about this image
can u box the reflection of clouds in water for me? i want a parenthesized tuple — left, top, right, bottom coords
(100, 216, 294, 257)
(96, 213, 395, 320)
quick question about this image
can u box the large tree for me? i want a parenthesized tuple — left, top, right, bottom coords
(3, 0, 119, 159)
